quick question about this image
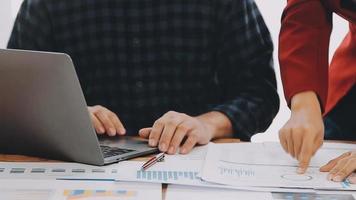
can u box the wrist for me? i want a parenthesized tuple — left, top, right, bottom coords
(291, 91, 322, 114)
(196, 112, 233, 139)
(197, 118, 216, 141)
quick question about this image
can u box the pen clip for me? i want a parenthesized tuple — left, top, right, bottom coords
(157, 158, 164, 162)
(157, 154, 165, 162)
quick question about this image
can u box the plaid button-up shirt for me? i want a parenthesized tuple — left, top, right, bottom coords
(8, 0, 279, 140)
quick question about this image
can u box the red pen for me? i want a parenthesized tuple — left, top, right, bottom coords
(141, 153, 165, 171)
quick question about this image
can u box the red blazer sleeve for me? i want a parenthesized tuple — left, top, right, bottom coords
(279, 0, 333, 110)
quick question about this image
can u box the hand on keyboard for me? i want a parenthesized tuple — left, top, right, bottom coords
(88, 105, 126, 136)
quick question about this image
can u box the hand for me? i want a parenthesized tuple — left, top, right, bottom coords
(320, 151, 356, 183)
(279, 91, 324, 174)
(88, 105, 126, 136)
(139, 111, 215, 155)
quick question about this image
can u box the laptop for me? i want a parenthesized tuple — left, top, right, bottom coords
(0, 49, 158, 166)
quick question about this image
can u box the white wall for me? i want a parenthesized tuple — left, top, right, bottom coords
(11, 0, 23, 18)
(0, 0, 23, 48)
(0, 1, 12, 48)
(0, 0, 349, 142)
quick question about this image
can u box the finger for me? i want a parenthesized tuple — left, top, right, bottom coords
(90, 113, 105, 134)
(348, 173, 356, 184)
(180, 134, 198, 154)
(168, 122, 192, 155)
(158, 118, 183, 152)
(328, 157, 349, 180)
(332, 159, 356, 182)
(139, 128, 152, 139)
(96, 111, 116, 136)
(286, 131, 295, 158)
(320, 159, 339, 173)
(149, 119, 165, 147)
(320, 152, 352, 172)
(109, 113, 126, 135)
(292, 131, 302, 160)
(298, 140, 313, 174)
(279, 129, 288, 153)
(312, 137, 323, 156)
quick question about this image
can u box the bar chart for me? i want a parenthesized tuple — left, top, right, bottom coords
(136, 170, 199, 182)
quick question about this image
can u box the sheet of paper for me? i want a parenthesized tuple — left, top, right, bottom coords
(117, 160, 204, 185)
(163, 144, 209, 178)
(201, 143, 356, 191)
(164, 144, 209, 162)
(0, 160, 212, 187)
(210, 142, 356, 168)
(0, 179, 162, 200)
(0, 162, 124, 180)
(165, 185, 273, 200)
(272, 192, 356, 200)
(166, 185, 356, 200)
(315, 188, 356, 199)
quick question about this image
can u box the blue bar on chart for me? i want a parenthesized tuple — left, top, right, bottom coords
(136, 170, 199, 182)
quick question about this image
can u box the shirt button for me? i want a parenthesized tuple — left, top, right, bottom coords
(133, 38, 140, 46)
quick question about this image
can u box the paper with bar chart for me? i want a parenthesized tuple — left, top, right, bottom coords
(117, 160, 206, 186)
(115, 145, 212, 186)
(0, 179, 161, 200)
(201, 143, 356, 191)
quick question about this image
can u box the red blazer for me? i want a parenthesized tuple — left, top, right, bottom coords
(279, 0, 356, 115)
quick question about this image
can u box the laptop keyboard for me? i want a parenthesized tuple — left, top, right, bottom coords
(100, 145, 135, 158)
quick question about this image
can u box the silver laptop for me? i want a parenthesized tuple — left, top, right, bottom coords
(0, 49, 158, 166)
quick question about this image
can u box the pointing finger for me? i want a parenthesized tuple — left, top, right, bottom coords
(298, 141, 313, 174)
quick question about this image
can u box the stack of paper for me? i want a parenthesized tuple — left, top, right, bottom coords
(1, 142, 355, 199)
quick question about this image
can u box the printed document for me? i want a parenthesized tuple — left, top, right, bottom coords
(0, 179, 161, 200)
(201, 142, 356, 190)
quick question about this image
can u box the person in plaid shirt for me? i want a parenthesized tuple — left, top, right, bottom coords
(8, 0, 279, 154)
